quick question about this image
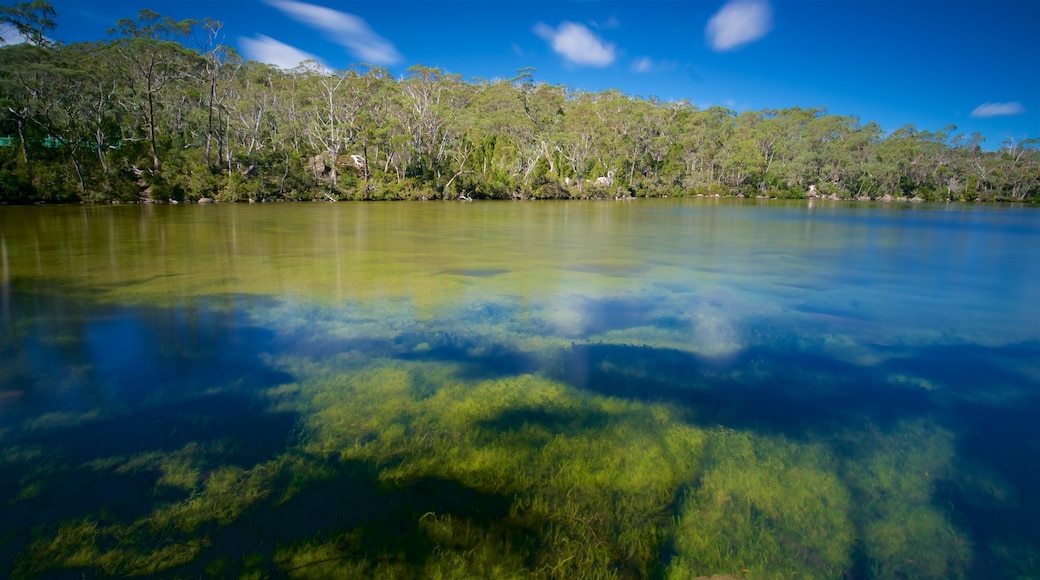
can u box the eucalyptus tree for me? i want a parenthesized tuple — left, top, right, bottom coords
(19, 43, 101, 192)
(224, 60, 277, 172)
(589, 89, 631, 189)
(810, 114, 868, 196)
(717, 111, 767, 191)
(620, 98, 672, 190)
(352, 66, 396, 175)
(995, 137, 1040, 200)
(514, 75, 566, 183)
(107, 9, 202, 173)
(400, 65, 450, 176)
(467, 78, 524, 185)
(0, 42, 48, 164)
(689, 106, 736, 188)
(190, 18, 240, 168)
(435, 74, 481, 197)
(364, 75, 412, 183)
(558, 93, 603, 194)
(0, 0, 55, 46)
(346, 65, 393, 193)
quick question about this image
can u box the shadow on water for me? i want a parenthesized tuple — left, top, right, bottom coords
(4, 275, 1039, 577)
(0, 283, 541, 578)
(170, 463, 531, 578)
(395, 332, 542, 380)
(0, 283, 304, 573)
(551, 342, 935, 436)
(545, 337, 1040, 578)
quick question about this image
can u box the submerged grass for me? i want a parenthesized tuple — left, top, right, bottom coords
(5, 202, 1035, 577)
(5, 329, 987, 579)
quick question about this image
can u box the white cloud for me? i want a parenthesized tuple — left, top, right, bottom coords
(239, 34, 326, 70)
(0, 22, 53, 46)
(0, 23, 27, 45)
(970, 101, 1026, 118)
(264, 0, 401, 65)
(705, 0, 773, 52)
(534, 21, 615, 67)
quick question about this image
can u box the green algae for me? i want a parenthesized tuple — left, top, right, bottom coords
(1, 201, 1038, 578)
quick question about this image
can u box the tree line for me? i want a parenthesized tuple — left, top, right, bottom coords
(1, 3, 1037, 204)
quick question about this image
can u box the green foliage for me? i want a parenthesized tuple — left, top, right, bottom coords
(1, 9, 1034, 204)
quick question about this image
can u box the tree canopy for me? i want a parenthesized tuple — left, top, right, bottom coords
(1, 5, 1037, 204)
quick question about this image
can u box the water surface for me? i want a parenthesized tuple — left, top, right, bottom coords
(1, 200, 1038, 578)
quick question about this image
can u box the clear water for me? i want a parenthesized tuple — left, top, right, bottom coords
(1, 200, 1038, 578)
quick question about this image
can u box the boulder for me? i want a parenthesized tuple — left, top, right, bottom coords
(308, 155, 330, 178)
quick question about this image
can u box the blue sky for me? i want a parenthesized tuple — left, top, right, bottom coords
(21, 0, 1040, 149)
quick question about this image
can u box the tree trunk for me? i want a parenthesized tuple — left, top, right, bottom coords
(147, 88, 160, 172)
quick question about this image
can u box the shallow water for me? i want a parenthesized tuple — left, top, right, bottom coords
(1, 200, 1038, 578)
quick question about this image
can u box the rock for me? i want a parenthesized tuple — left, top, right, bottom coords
(910, 196, 925, 203)
(590, 170, 615, 187)
(856, 195, 872, 201)
(198, 197, 214, 204)
(880, 194, 894, 202)
(308, 155, 327, 177)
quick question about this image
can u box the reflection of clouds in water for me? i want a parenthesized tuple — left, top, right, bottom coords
(689, 305, 742, 357)
(545, 298, 585, 337)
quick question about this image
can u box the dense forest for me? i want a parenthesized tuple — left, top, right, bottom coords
(1, 3, 1038, 204)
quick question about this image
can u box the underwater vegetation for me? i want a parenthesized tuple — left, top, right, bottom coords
(1, 202, 1038, 578)
(2, 288, 1036, 579)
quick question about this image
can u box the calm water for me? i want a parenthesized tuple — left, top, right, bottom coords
(1, 200, 1038, 578)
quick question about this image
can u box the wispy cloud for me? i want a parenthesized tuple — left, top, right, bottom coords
(970, 101, 1026, 118)
(239, 34, 325, 70)
(632, 57, 654, 73)
(705, 0, 773, 52)
(631, 57, 678, 74)
(534, 21, 615, 67)
(590, 16, 620, 30)
(264, 0, 401, 65)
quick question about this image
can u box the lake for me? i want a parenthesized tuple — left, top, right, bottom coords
(1, 199, 1038, 578)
